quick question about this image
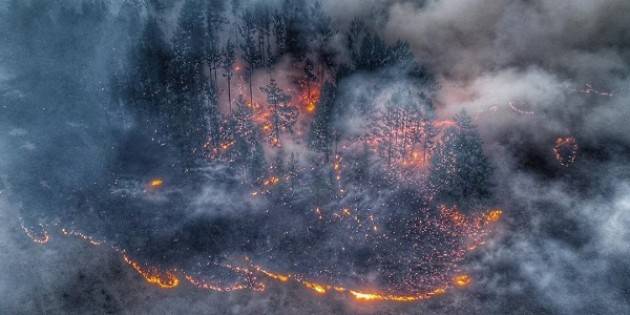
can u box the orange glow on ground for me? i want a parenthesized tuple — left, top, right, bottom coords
(122, 254, 180, 289)
(263, 176, 280, 186)
(486, 209, 503, 223)
(149, 178, 164, 189)
(184, 273, 249, 292)
(453, 274, 472, 288)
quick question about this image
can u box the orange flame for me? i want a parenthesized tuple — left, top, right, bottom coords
(303, 281, 328, 294)
(20, 205, 502, 303)
(263, 176, 280, 186)
(299, 81, 321, 114)
(453, 274, 472, 288)
(485, 209, 503, 223)
(149, 178, 164, 189)
(122, 254, 180, 289)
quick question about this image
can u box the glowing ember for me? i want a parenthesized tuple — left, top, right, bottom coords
(300, 85, 320, 114)
(220, 141, 235, 150)
(148, 178, 164, 189)
(263, 176, 280, 186)
(453, 274, 472, 288)
(184, 273, 249, 292)
(485, 209, 503, 223)
(19, 221, 49, 245)
(61, 228, 103, 246)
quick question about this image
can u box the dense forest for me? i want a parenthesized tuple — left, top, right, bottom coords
(9, 0, 630, 313)
(1, 0, 495, 298)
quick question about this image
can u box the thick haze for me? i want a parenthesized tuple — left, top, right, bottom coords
(1, 0, 630, 314)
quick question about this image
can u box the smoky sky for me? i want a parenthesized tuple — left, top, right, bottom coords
(2, 0, 630, 314)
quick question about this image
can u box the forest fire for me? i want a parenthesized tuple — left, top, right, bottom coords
(10, 0, 629, 313)
(554, 136, 578, 167)
(13, 1, 507, 304)
(351, 117, 456, 183)
(16, 91, 505, 304)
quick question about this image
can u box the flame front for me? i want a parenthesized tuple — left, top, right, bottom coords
(20, 204, 502, 303)
(122, 254, 180, 289)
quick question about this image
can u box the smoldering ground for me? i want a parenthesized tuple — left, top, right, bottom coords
(1, 0, 630, 314)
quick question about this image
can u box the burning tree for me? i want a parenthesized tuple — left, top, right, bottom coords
(359, 87, 436, 180)
(303, 58, 318, 112)
(260, 79, 297, 146)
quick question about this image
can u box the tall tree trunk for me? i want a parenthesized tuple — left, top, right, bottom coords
(249, 71, 253, 106)
(227, 76, 232, 114)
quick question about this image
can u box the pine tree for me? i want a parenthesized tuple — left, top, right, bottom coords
(223, 40, 236, 113)
(260, 79, 296, 146)
(239, 10, 259, 106)
(308, 82, 335, 156)
(272, 11, 287, 56)
(126, 16, 171, 128)
(347, 18, 365, 66)
(253, 3, 272, 68)
(206, 0, 226, 89)
(429, 111, 491, 207)
(170, 0, 211, 163)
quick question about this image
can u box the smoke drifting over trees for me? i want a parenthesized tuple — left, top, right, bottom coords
(1, 0, 630, 314)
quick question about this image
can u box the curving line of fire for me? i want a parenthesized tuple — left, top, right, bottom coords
(18, 207, 502, 303)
